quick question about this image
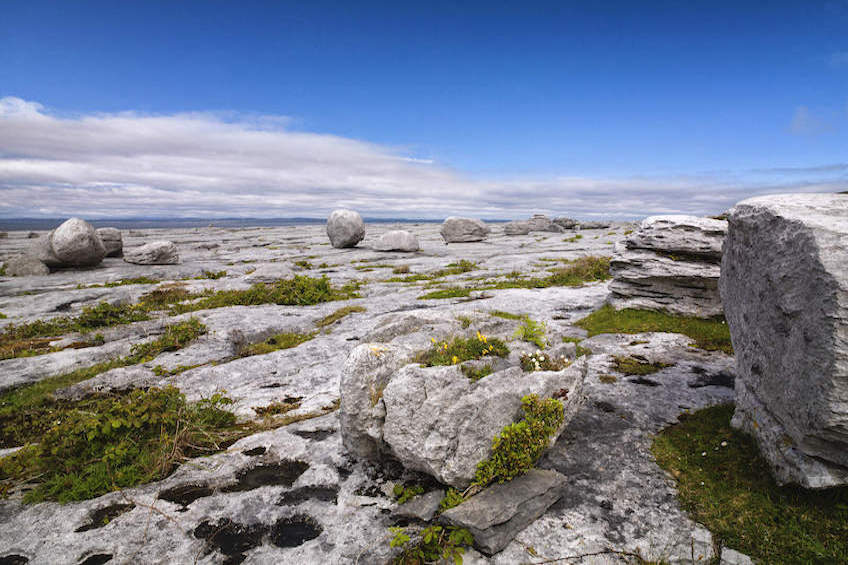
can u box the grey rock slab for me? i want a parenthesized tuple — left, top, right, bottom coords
(721, 193, 848, 487)
(393, 489, 444, 522)
(95, 227, 123, 257)
(242, 263, 296, 283)
(440, 217, 490, 243)
(2, 255, 50, 276)
(578, 220, 611, 230)
(626, 215, 727, 259)
(502, 221, 531, 235)
(327, 209, 365, 248)
(440, 469, 567, 555)
(123, 240, 180, 264)
(381, 360, 586, 488)
(553, 217, 578, 229)
(373, 230, 419, 252)
(526, 214, 564, 233)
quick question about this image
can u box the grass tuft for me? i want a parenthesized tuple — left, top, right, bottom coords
(418, 287, 471, 300)
(315, 305, 366, 328)
(576, 304, 732, 354)
(652, 404, 848, 563)
(237, 331, 316, 357)
(418, 333, 509, 367)
(612, 355, 672, 375)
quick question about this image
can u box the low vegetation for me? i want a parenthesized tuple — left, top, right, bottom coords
(520, 351, 570, 372)
(612, 355, 672, 375)
(195, 269, 227, 280)
(562, 336, 592, 357)
(481, 255, 610, 290)
(77, 276, 161, 289)
(0, 387, 236, 503)
(389, 525, 473, 565)
(652, 404, 848, 563)
(237, 331, 316, 357)
(0, 318, 207, 449)
(315, 305, 366, 328)
(388, 260, 477, 284)
(460, 364, 493, 381)
(513, 317, 548, 348)
(576, 304, 733, 354)
(393, 483, 424, 504)
(418, 332, 509, 366)
(473, 394, 564, 487)
(489, 310, 524, 320)
(418, 287, 471, 300)
(563, 234, 583, 242)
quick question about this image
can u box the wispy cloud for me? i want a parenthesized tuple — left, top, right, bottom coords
(0, 97, 845, 220)
(789, 105, 834, 135)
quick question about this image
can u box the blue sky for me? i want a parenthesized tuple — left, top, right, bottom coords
(0, 1, 846, 219)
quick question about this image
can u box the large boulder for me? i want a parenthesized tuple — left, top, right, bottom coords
(720, 193, 848, 488)
(34, 218, 106, 268)
(327, 209, 365, 248)
(123, 241, 179, 265)
(341, 342, 586, 488)
(526, 214, 563, 233)
(440, 217, 489, 243)
(2, 255, 50, 276)
(373, 230, 419, 252)
(609, 215, 727, 317)
(96, 227, 123, 257)
(502, 221, 531, 236)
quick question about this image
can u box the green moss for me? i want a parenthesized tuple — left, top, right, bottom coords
(561, 336, 592, 357)
(393, 483, 425, 504)
(0, 263, 6, 276)
(0, 312, 6, 319)
(598, 374, 618, 384)
(387, 260, 477, 284)
(473, 394, 564, 487)
(0, 387, 236, 503)
(253, 398, 301, 418)
(481, 255, 610, 290)
(563, 234, 583, 242)
(652, 404, 848, 563)
(489, 310, 524, 320)
(392, 265, 411, 274)
(78, 276, 161, 289)
(513, 317, 548, 348)
(169, 275, 361, 314)
(194, 269, 227, 280)
(294, 260, 314, 269)
(418, 333, 509, 366)
(612, 355, 672, 375)
(576, 304, 733, 354)
(0, 318, 207, 448)
(238, 331, 316, 357)
(418, 287, 471, 300)
(315, 305, 366, 328)
(461, 364, 493, 381)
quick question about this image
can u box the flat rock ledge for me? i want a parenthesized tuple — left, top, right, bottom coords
(440, 469, 567, 555)
(609, 215, 727, 317)
(721, 193, 848, 488)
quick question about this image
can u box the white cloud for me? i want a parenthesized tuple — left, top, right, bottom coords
(0, 96, 845, 220)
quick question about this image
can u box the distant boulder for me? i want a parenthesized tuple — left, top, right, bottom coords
(26, 232, 39, 239)
(327, 209, 365, 248)
(440, 217, 489, 243)
(2, 255, 50, 276)
(373, 230, 419, 252)
(526, 214, 563, 233)
(96, 227, 123, 257)
(553, 217, 578, 229)
(123, 241, 179, 265)
(579, 221, 611, 230)
(34, 218, 106, 268)
(502, 221, 531, 236)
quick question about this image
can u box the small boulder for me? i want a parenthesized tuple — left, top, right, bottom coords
(327, 209, 365, 248)
(123, 241, 179, 265)
(440, 217, 489, 243)
(553, 217, 578, 229)
(96, 227, 123, 257)
(526, 214, 563, 233)
(502, 221, 531, 236)
(393, 490, 444, 522)
(579, 220, 610, 230)
(34, 218, 106, 268)
(440, 469, 566, 555)
(2, 255, 50, 276)
(373, 230, 419, 252)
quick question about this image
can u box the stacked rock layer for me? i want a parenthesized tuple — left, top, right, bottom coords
(609, 215, 727, 318)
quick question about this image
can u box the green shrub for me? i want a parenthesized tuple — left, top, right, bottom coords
(513, 317, 548, 348)
(473, 394, 564, 487)
(652, 404, 848, 563)
(418, 333, 509, 367)
(389, 525, 473, 565)
(438, 488, 465, 513)
(0, 387, 236, 503)
(393, 483, 425, 504)
(461, 364, 493, 381)
(576, 304, 732, 354)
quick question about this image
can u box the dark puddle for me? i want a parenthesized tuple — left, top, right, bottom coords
(242, 446, 267, 456)
(194, 515, 322, 564)
(78, 555, 112, 565)
(627, 377, 660, 387)
(277, 486, 338, 506)
(0, 556, 28, 565)
(291, 429, 334, 441)
(223, 461, 309, 493)
(75, 504, 134, 532)
(158, 484, 214, 511)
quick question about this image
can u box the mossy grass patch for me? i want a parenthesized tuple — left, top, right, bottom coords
(481, 255, 610, 290)
(460, 364, 493, 381)
(488, 310, 524, 320)
(77, 276, 161, 289)
(513, 317, 548, 349)
(652, 404, 848, 563)
(237, 331, 317, 357)
(315, 305, 366, 328)
(417, 287, 471, 300)
(418, 333, 509, 367)
(612, 355, 672, 375)
(576, 304, 733, 354)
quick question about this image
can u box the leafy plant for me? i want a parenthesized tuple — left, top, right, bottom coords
(418, 333, 509, 367)
(513, 317, 548, 348)
(418, 287, 471, 300)
(438, 488, 465, 513)
(519, 351, 570, 372)
(390, 525, 474, 565)
(576, 304, 732, 354)
(473, 394, 564, 487)
(393, 483, 424, 504)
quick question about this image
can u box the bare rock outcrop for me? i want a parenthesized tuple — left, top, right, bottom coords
(123, 241, 179, 265)
(96, 227, 123, 257)
(720, 193, 848, 488)
(502, 221, 531, 236)
(373, 230, 419, 252)
(2, 255, 50, 276)
(609, 215, 727, 317)
(440, 217, 489, 243)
